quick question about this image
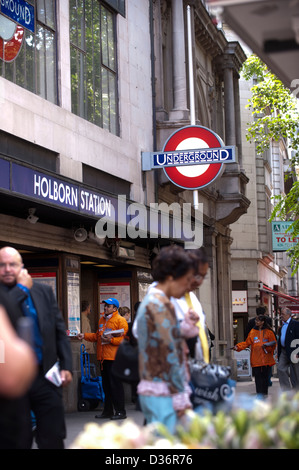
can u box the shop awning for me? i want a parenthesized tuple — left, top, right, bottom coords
(207, 0, 299, 89)
(259, 283, 299, 314)
(259, 284, 299, 303)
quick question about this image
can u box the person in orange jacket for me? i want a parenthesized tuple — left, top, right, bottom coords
(233, 314, 276, 398)
(78, 298, 128, 419)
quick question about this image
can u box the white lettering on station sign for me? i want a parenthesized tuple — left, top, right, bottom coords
(142, 146, 235, 170)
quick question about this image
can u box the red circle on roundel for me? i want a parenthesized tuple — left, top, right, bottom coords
(163, 125, 224, 190)
(0, 25, 24, 63)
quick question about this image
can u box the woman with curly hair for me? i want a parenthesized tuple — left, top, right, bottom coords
(136, 245, 196, 433)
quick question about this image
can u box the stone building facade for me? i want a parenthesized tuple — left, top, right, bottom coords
(0, 0, 250, 409)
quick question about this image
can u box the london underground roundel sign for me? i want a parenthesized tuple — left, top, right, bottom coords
(0, 15, 24, 63)
(163, 125, 225, 190)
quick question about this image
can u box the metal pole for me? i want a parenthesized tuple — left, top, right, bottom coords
(187, 5, 196, 126)
(187, 5, 199, 209)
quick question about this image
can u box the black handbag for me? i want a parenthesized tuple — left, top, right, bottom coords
(111, 339, 139, 383)
(189, 361, 235, 413)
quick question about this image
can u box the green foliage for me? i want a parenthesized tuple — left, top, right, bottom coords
(241, 55, 299, 273)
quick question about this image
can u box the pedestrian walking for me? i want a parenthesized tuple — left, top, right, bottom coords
(78, 297, 128, 420)
(233, 314, 276, 398)
(244, 305, 272, 338)
(136, 245, 195, 433)
(277, 307, 299, 391)
(81, 300, 96, 355)
(172, 247, 210, 362)
(0, 291, 37, 449)
(0, 246, 73, 449)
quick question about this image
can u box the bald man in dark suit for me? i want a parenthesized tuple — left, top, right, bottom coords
(0, 246, 72, 449)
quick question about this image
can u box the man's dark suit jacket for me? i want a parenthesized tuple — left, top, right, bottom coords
(277, 318, 299, 361)
(7, 282, 72, 374)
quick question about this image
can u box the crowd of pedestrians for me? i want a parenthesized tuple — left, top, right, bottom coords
(1, 243, 299, 449)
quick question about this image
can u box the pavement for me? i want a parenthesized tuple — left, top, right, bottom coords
(62, 377, 282, 449)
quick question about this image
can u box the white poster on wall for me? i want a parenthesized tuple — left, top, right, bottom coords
(67, 272, 80, 336)
(31, 272, 57, 299)
(232, 290, 247, 313)
(99, 282, 131, 312)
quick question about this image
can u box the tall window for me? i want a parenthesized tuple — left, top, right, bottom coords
(70, 0, 118, 135)
(0, 1, 58, 104)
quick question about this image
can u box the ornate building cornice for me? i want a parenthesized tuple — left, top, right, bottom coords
(191, 0, 227, 58)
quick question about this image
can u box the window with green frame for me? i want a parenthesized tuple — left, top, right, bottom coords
(70, 0, 118, 135)
(0, 0, 58, 105)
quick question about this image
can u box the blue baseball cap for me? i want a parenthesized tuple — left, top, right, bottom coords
(103, 298, 119, 309)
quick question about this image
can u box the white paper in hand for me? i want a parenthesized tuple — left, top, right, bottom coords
(103, 328, 124, 337)
(45, 362, 62, 387)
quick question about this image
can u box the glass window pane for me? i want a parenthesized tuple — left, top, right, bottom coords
(37, 0, 46, 24)
(69, 0, 78, 45)
(107, 10, 115, 71)
(45, 0, 56, 30)
(102, 66, 109, 130)
(101, 7, 109, 68)
(36, 25, 46, 99)
(85, 0, 93, 121)
(109, 72, 117, 134)
(4, 57, 15, 85)
(104, 0, 125, 17)
(71, 47, 79, 116)
(0, 0, 57, 104)
(94, 68, 102, 127)
(45, 29, 56, 103)
(93, 4, 102, 127)
(8, 30, 35, 94)
(23, 32, 35, 94)
(70, 1, 118, 134)
(71, 47, 86, 119)
(70, 0, 84, 50)
(101, 9, 115, 71)
(80, 52, 87, 119)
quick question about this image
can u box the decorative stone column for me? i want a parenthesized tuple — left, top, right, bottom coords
(203, 225, 219, 361)
(216, 231, 236, 372)
(220, 42, 246, 167)
(223, 65, 236, 147)
(169, 0, 189, 121)
(233, 74, 243, 168)
(215, 42, 250, 225)
(153, 0, 168, 121)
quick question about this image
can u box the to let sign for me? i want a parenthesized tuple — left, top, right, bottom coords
(272, 221, 299, 251)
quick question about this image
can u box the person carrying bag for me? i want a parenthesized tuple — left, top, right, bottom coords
(185, 292, 235, 414)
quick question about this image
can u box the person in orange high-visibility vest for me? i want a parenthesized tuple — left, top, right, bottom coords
(78, 298, 128, 420)
(233, 315, 276, 398)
